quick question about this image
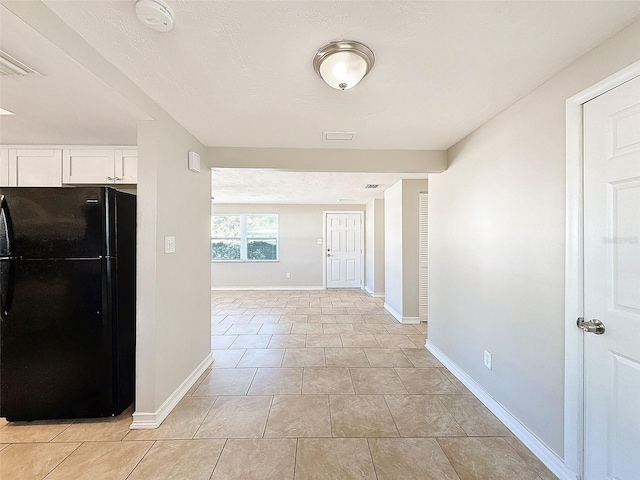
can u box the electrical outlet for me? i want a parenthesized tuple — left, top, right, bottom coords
(483, 350, 492, 370)
(286, 273, 291, 279)
(164, 236, 176, 254)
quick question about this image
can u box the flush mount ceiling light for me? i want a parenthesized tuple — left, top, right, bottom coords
(135, 0, 175, 32)
(313, 41, 375, 90)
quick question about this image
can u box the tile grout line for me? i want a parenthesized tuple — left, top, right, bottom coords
(40, 440, 84, 480)
(123, 439, 155, 480)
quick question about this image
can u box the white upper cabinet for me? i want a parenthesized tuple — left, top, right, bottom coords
(0, 149, 63, 187)
(63, 148, 137, 185)
(114, 149, 137, 184)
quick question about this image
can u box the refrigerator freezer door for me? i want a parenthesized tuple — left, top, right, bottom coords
(0, 258, 113, 420)
(0, 187, 106, 259)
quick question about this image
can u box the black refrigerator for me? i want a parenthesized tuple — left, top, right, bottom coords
(0, 187, 136, 421)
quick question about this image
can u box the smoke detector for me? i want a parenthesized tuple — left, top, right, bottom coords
(135, 0, 175, 32)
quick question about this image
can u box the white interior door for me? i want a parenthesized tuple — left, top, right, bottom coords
(419, 193, 428, 320)
(326, 212, 362, 288)
(583, 75, 640, 480)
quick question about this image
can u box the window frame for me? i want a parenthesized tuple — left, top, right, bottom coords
(211, 213, 279, 262)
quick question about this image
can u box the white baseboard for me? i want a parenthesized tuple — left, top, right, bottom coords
(130, 352, 213, 430)
(383, 302, 423, 324)
(211, 286, 325, 291)
(364, 286, 385, 298)
(426, 341, 577, 480)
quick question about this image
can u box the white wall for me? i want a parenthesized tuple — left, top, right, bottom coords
(428, 19, 640, 459)
(137, 117, 211, 414)
(211, 203, 365, 289)
(365, 198, 385, 297)
(384, 179, 428, 321)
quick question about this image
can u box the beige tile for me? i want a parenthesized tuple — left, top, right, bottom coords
(353, 324, 388, 335)
(224, 324, 262, 335)
(302, 367, 355, 394)
(0, 442, 80, 480)
(219, 314, 253, 324)
(307, 314, 336, 323)
(438, 437, 540, 480)
(383, 324, 422, 334)
(212, 323, 231, 335)
(251, 314, 282, 324)
(192, 368, 256, 396)
(282, 348, 325, 367)
(279, 314, 309, 324)
(211, 439, 296, 480)
(305, 334, 342, 347)
(440, 368, 474, 395)
(53, 409, 133, 442)
(408, 334, 427, 348)
(46, 441, 153, 480)
(321, 307, 347, 314)
(195, 396, 271, 438)
(374, 334, 417, 348)
(402, 348, 443, 367)
(270, 307, 297, 315)
(244, 308, 273, 315)
(384, 395, 466, 437)
(211, 349, 245, 368)
(125, 397, 216, 440)
(363, 314, 396, 324)
(295, 307, 323, 314)
(291, 323, 323, 334)
(128, 440, 225, 480)
(369, 438, 460, 480)
(350, 367, 408, 394)
(330, 395, 399, 437)
(211, 335, 236, 349)
(0, 444, 8, 451)
(268, 334, 306, 348)
(230, 334, 271, 349)
(0, 420, 72, 443)
(237, 348, 284, 367)
(248, 368, 303, 395)
(322, 324, 355, 335)
(364, 348, 413, 367)
(185, 368, 212, 396)
(325, 348, 370, 367)
(439, 395, 512, 436)
(504, 436, 559, 480)
(414, 322, 428, 334)
(395, 368, 459, 394)
(340, 333, 380, 347)
(334, 314, 366, 324)
(295, 438, 376, 480)
(264, 395, 331, 437)
(258, 323, 292, 334)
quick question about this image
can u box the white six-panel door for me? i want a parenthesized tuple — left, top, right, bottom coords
(326, 213, 362, 288)
(583, 75, 640, 480)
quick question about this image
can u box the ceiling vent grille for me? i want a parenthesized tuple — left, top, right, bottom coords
(364, 184, 379, 189)
(323, 131, 356, 141)
(0, 50, 41, 77)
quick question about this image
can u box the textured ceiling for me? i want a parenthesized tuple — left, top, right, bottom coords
(211, 170, 427, 204)
(42, 0, 640, 150)
(0, 5, 149, 145)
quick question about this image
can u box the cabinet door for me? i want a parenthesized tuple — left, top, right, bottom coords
(114, 149, 137, 184)
(8, 149, 62, 187)
(63, 149, 115, 184)
(0, 149, 8, 187)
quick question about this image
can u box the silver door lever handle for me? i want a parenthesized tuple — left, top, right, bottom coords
(577, 317, 605, 335)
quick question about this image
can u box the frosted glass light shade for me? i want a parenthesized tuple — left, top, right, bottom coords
(313, 41, 375, 90)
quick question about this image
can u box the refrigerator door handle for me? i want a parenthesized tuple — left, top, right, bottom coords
(0, 259, 14, 321)
(0, 195, 12, 257)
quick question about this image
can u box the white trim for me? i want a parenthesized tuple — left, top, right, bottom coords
(130, 352, 213, 430)
(426, 341, 577, 480)
(383, 302, 422, 324)
(211, 286, 325, 291)
(364, 286, 385, 298)
(322, 211, 365, 289)
(564, 59, 640, 478)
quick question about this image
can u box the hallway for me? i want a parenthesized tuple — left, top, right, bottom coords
(0, 289, 556, 479)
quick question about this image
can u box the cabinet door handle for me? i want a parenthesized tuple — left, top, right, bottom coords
(114, 177, 121, 181)
(107, 176, 114, 181)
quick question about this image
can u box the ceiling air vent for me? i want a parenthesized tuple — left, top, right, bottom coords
(364, 184, 379, 189)
(323, 131, 356, 141)
(0, 50, 42, 77)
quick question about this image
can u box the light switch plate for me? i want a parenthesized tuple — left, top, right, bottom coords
(164, 236, 176, 253)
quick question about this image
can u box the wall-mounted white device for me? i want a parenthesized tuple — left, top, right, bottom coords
(135, 0, 175, 33)
(188, 151, 201, 173)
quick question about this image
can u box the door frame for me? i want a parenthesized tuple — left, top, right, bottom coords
(565, 59, 640, 478)
(322, 210, 365, 290)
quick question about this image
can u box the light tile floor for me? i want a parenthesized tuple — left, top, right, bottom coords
(0, 289, 557, 479)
